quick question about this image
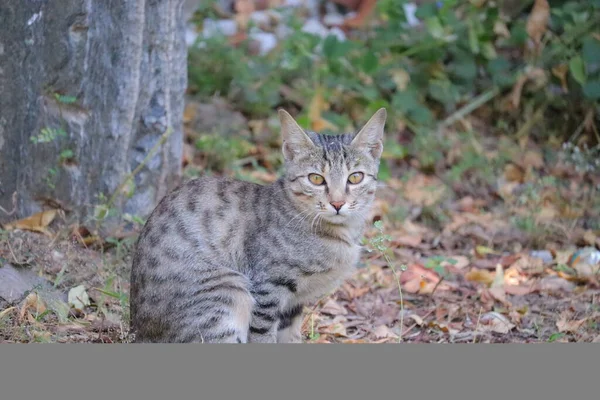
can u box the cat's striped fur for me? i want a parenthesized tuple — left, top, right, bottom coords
(129, 108, 386, 342)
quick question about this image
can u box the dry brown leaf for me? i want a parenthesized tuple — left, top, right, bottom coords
(535, 276, 576, 293)
(556, 316, 587, 333)
(491, 264, 505, 288)
(508, 68, 547, 109)
(392, 234, 423, 248)
(441, 256, 470, 270)
(504, 283, 536, 295)
(4, 209, 58, 235)
(308, 87, 337, 132)
(583, 230, 597, 247)
(19, 292, 46, 321)
(400, 263, 445, 294)
(372, 325, 398, 339)
(551, 64, 569, 93)
(401, 174, 447, 207)
(493, 20, 511, 38)
(526, 0, 550, 49)
(465, 269, 495, 285)
(407, 313, 425, 326)
(478, 311, 515, 334)
(342, 339, 368, 344)
(390, 68, 410, 91)
(504, 163, 525, 183)
(574, 262, 600, 279)
(523, 150, 545, 169)
(319, 298, 348, 316)
(319, 322, 348, 337)
(0, 307, 16, 319)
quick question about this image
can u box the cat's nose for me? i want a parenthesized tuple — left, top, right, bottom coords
(330, 201, 346, 212)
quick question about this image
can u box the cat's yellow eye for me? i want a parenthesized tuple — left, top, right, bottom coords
(348, 172, 364, 184)
(308, 173, 325, 185)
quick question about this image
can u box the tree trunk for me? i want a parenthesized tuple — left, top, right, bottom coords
(0, 0, 186, 225)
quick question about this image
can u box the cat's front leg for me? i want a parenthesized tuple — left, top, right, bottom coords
(248, 287, 281, 343)
(277, 304, 304, 343)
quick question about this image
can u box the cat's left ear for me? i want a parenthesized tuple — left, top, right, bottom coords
(278, 109, 316, 161)
(351, 108, 386, 159)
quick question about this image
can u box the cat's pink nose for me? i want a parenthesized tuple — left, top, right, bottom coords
(330, 201, 345, 212)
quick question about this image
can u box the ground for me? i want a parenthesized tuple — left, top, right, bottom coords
(2, 0, 600, 343)
(1, 135, 599, 343)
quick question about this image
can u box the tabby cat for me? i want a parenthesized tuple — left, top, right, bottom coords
(129, 108, 386, 343)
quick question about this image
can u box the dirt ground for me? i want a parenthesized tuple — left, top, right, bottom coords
(2, 171, 599, 343)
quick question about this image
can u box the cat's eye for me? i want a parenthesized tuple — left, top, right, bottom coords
(308, 173, 325, 185)
(348, 172, 364, 184)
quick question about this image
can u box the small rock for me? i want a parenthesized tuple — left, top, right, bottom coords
(275, 23, 293, 39)
(301, 19, 329, 38)
(250, 11, 271, 29)
(530, 250, 553, 264)
(249, 31, 278, 55)
(403, 3, 420, 27)
(329, 27, 346, 42)
(185, 26, 199, 46)
(202, 18, 237, 38)
(0, 264, 47, 304)
(323, 13, 345, 27)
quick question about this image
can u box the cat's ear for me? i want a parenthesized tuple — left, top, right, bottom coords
(351, 108, 386, 159)
(278, 109, 316, 161)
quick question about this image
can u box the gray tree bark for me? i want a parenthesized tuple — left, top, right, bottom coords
(0, 0, 187, 225)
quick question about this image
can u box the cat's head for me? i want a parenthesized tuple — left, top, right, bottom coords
(278, 108, 386, 225)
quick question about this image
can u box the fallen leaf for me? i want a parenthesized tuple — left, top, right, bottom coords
(319, 322, 348, 337)
(308, 86, 337, 132)
(504, 163, 525, 183)
(342, 339, 368, 344)
(390, 68, 410, 91)
(551, 64, 569, 93)
(19, 292, 46, 321)
(465, 269, 495, 285)
(556, 316, 587, 333)
(504, 284, 536, 296)
(373, 325, 398, 339)
(400, 263, 449, 294)
(0, 307, 16, 319)
(583, 230, 597, 247)
(401, 174, 447, 207)
(573, 262, 600, 279)
(319, 298, 348, 316)
(428, 321, 459, 335)
(441, 256, 470, 270)
(535, 276, 576, 293)
(475, 245, 498, 257)
(392, 234, 423, 248)
(407, 313, 424, 326)
(478, 311, 515, 334)
(526, 0, 550, 49)
(507, 68, 547, 109)
(4, 209, 58, 235)
(491, 264, 504, 288)
(68, 285, 91, 311)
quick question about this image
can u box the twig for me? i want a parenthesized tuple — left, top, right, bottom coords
(439, 87, 501, 129)
(107, 127, 174, 210)
(515, 104, 546, 139)
(472, 306, 483, 344)
(430, 276, 445, 296)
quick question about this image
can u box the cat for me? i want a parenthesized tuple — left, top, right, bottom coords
(129, 108, 386, 343)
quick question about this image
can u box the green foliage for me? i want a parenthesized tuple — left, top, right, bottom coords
(31, 127, 67, 144)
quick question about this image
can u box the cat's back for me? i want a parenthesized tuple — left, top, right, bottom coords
(133, 175, 266, 263)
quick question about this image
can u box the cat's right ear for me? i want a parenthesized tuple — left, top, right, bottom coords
(278, 109, 315, 161)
